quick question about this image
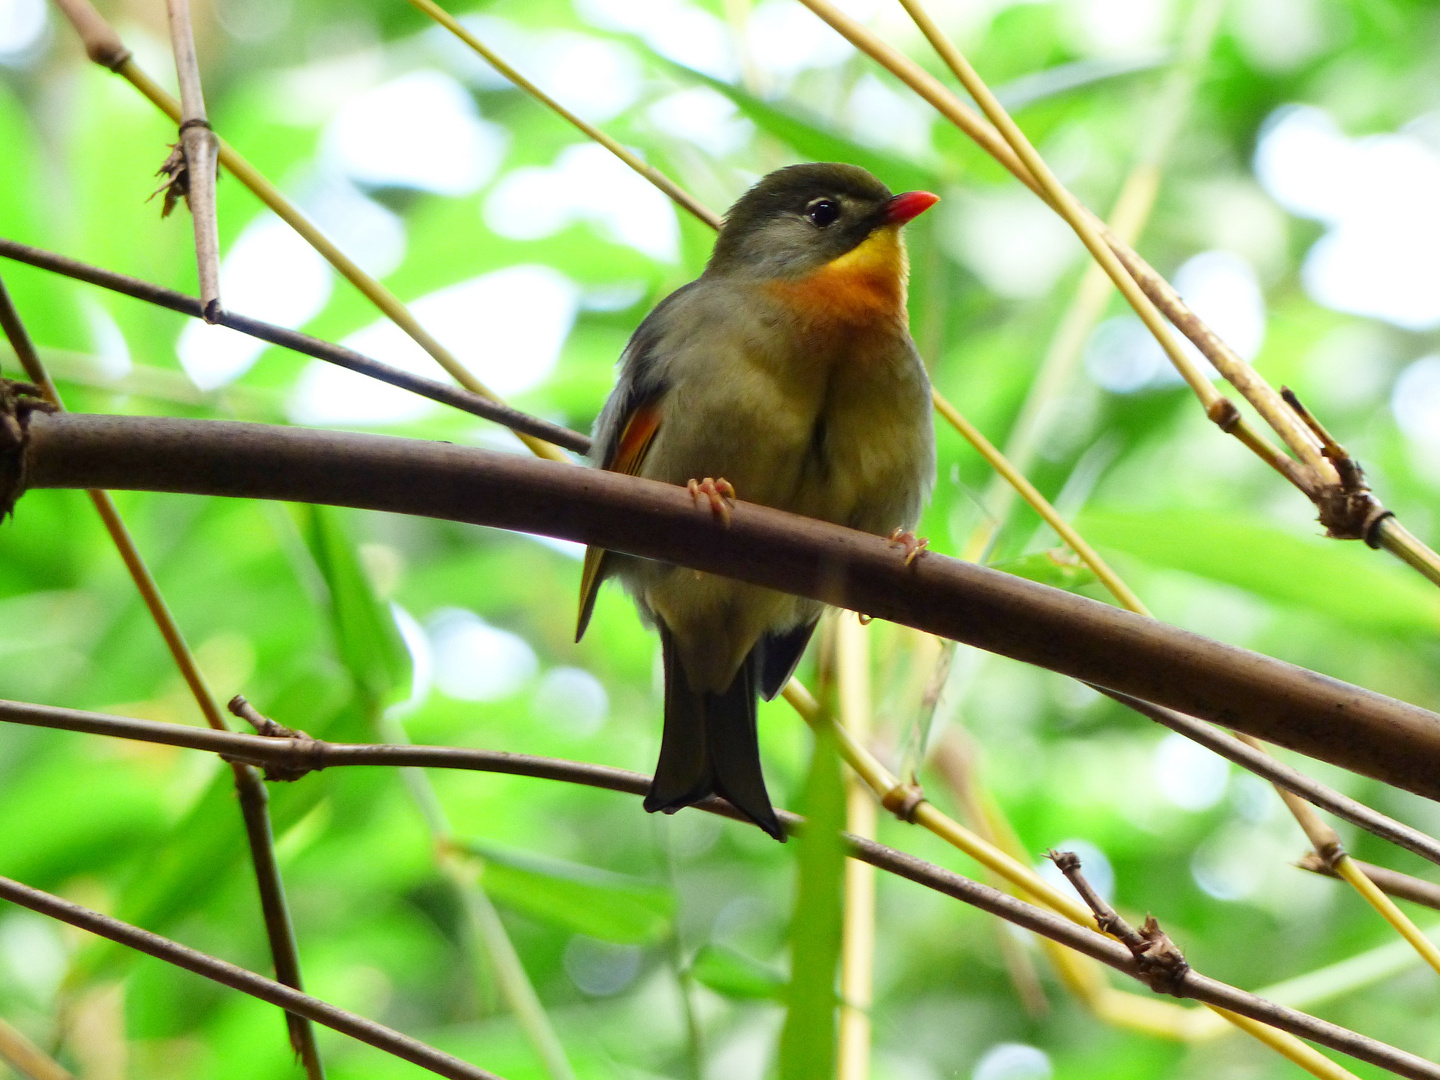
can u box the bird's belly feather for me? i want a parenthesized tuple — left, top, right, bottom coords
(616, 312, 933, 691)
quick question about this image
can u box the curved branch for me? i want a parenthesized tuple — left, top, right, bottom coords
(1, 697, 1436, 1079)
(18, 413, 1440, 802)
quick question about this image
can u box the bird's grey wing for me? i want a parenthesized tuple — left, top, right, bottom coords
(577, 283, 700, 641)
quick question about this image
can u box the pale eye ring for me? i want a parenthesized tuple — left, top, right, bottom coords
(806, 198, 841, 227)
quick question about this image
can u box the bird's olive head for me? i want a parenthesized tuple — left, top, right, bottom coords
(707, 162, 938, 279)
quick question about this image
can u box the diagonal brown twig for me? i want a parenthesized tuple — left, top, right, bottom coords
(0, 276, 323, 1074)
(232, 693, 580, 1080)
(1101, 690, 1440, 868)
(0, 872, 501, 1080)
(1297, 856, 1440, 913)
(0, 237, 589, 452)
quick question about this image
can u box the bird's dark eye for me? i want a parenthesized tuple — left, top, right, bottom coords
(806, 198, 841, 227)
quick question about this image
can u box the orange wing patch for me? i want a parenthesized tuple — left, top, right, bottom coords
(608, 402, 662, 477)
(576, 402, 662, 641)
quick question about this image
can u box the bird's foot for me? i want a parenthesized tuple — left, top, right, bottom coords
(688, 477, 736, 525)
(889, 528, 928, 565)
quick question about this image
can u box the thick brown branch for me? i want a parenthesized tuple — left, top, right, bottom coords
(1101, 690, 1440, 867)
(2, 698, 1436, 1079)
(16, 412, 1440, 803)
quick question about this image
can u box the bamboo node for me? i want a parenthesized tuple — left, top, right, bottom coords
(880, 782, 926, 822)
(1134, 914, 1191, 996)
(93, 43, 132, 70)
(228, 694, 322, 781)
(1204, 397, 1241, 433)
(1312, 457, 1389, 544)
(1278, 386, 1393, 544)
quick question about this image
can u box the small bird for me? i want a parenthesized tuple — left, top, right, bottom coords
(576, 163, 937, 840)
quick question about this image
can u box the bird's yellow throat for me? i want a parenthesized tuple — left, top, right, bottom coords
(766, 225, 910, 327)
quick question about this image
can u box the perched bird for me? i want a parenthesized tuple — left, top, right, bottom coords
(576, 163, 937, 840)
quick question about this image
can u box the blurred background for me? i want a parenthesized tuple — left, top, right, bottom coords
(0, 0, 1439, 1075)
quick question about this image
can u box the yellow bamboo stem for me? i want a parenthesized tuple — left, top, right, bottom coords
(404, 0, 721, 231)
(782, 681, 1094, 927)
(893, 2, 1222, 418)
(932, 390, 1150, 615)
(961, 164, 1161, 565)
(836, 615, 876, 1080)
(1333, 858, 1440, 980)
(793, 0, 1318, 491)
(113, 58, 567, 463)
(1207, 1007, 1362, 1079)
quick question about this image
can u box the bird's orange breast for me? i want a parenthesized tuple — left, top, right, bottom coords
(764, 225, 909, 328)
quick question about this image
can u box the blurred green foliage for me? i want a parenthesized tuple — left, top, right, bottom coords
(0, 0, 1439, 1076)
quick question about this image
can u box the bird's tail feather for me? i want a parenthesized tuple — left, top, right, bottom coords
(645, 625, 785, 841)
(646, 623, 712, 813)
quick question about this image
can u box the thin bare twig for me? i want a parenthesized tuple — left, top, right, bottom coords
(161, 0, 221, 320)
(1297, 856, 1440, 913)
(0, 237, 589, 453)
(0, 873, 501, 1080)
(1101, 690, 1440, 867)
(0, 277, 323, 1074)
(1047, 851, 1187, 991)
(2, 701, 1434, 1078)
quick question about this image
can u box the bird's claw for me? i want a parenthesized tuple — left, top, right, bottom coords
(889, 528, 928, 565)
(688, 477, 736, 525)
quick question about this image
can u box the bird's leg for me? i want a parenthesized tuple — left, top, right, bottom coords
(888, 528, 928, 565)
(688, 477, 736, 525)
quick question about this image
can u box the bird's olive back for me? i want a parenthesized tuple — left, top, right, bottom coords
(706, 163, 895, 279)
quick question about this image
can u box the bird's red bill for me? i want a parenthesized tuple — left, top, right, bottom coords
(884, 190, 940, 225)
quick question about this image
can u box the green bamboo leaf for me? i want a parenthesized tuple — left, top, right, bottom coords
(68, 672, 361, 985)
(463, 839, 675, 945)
(779, 721, 846, 1080)
(299, 504, 411, 704)
(1076, 508, 1440, 635)
(989, 548, 1098, 591)
(690, 943, 787, 1000)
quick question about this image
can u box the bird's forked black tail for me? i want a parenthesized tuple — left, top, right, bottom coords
(644, 624, 785, 841)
